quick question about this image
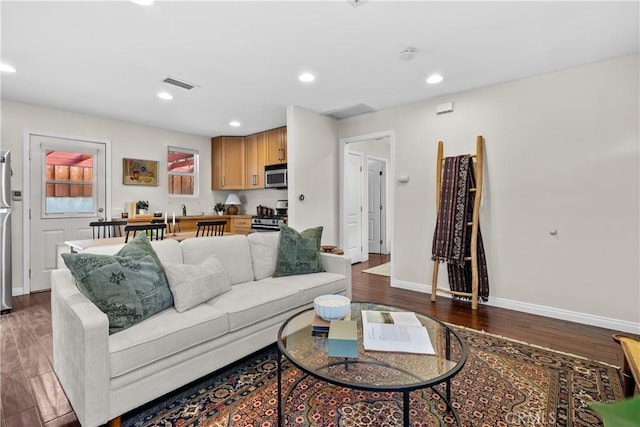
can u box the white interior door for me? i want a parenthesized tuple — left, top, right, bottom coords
(345, 152, 363, 264)
(28, 134, 109, 292)
(368, 158, 383, 254)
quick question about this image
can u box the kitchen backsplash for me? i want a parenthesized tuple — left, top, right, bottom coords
(211, 188, 287, 215)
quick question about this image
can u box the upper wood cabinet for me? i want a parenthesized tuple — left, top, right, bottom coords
(211, 136, 246, 190)
(212, 127, 286, 190)
(266, 127, 287, 165)
(245, 132, 267, 189)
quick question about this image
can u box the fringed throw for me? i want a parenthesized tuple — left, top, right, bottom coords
(431, 155, 489, 301)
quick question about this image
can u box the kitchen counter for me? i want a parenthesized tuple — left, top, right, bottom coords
(126, 214, 253, 234)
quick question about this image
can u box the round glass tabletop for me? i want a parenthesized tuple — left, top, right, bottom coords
(277, 302, 467, 392)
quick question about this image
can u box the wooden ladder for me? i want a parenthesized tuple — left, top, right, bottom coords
(431, 135, 484, 309)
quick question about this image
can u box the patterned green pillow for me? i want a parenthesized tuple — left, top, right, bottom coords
(61, 234, 173, 334)
(274, 224, 324, 277)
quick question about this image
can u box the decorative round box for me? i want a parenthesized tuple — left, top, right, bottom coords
(314, 294, 351, 321)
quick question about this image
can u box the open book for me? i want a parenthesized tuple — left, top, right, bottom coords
(362, 311, 435, 354)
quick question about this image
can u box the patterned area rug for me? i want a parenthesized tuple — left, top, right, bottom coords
(122, 326, 623, 427)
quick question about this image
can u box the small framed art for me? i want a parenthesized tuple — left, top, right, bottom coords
(123, 158, 158, 186)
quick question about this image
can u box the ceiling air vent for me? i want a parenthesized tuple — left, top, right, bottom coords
(323, 104, 377, 120)
(161, 76, 199, 91)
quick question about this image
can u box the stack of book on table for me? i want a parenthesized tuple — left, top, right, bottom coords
(311, 315, 331, 336)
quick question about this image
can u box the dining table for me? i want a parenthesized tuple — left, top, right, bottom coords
(64, 230, 200, 253)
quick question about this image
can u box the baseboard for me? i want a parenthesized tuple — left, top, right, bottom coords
(12, 287, 25, 296)
(391, 279, 640, 335)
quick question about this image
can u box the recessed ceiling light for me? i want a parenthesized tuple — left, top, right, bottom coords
(157, 92, 173, 100)
(229, 121, 241, 127)
(426, 74, 444, 84)
(298, 73, 315, 83)
(0, 63, 17, 73)
(131, 0, 154, 5)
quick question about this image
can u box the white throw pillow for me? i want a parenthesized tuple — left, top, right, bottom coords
(247, 232, 280, 280)
(164, 254, 231, 312)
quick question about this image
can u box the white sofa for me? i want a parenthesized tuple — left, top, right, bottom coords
(51, 233, 351, 426)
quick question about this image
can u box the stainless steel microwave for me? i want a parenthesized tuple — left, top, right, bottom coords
(265, 163, 287, 188)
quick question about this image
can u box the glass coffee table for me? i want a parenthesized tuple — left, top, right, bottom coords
(276, 302, 467, 426)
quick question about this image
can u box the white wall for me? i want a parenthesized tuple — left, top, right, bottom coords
(286, 105, 339, 244)
(337, 53, 639, 332)
(1, 100, 212, 291)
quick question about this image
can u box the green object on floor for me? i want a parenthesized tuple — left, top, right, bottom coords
(589, 397, 640, 427)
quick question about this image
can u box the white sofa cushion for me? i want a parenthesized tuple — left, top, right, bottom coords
(150, 239, 184, 265)
(261, 272, 348, 305)
(180, 235, 254, 285)
(206, 281, 299, 331)
(83, 238, 183, 266)
(247, 231, 280, 280)
(109, 303, 228, 378)
(164, 254, 231, 312)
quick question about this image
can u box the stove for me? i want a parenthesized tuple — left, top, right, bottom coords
(251, 215, 286, 232)
(251, 200, 287, 232)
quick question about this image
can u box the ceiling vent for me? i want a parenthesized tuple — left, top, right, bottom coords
(161, 76, 199, 91)
(347, 0, 368, 7)
(323, 104, 377, 120)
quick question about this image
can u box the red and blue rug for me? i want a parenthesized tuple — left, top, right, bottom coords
(121, 326, 623, 426)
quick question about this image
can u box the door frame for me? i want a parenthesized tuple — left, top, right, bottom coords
(22, 130, 112, 294)
(339, 131, 394, 273)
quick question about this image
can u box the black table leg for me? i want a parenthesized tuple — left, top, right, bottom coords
(277, 349, 283, 426)
(403, 391, 410, 426)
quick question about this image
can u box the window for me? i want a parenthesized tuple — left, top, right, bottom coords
(167, 146, 199, 196)
(43, 149, 96, 216)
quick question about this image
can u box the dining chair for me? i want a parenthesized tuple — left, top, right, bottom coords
(195, 220, 226, 237)
(124, 223, 167, 242)
(89, 220, 127, 239)
(151, 218, 181, 233)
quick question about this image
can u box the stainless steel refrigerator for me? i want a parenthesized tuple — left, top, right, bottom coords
(0, 150, 12, 313)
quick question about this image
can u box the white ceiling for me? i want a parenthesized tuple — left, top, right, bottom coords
(2, 1, 638, 137)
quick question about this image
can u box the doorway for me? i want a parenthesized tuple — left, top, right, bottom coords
(25, 132, 111, 292)
(367, 157, 386, 254)
(340, 131, 394, 271)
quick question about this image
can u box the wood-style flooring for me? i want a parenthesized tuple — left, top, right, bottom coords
(0, 253, 630, 426)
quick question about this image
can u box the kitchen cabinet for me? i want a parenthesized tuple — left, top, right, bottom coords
(127, 215, 230, 232)
(230, 216, 252, 235)
(127, 214, 253, 234)
(245, 132, 267, 189)
(266, 127, 287, 165)
(212, 127, 286, 190)
(211, 136, 246, 190)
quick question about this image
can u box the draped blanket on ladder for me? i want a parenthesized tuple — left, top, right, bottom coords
(431, 155, 489, 301)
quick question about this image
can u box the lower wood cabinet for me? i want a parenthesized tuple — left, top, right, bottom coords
(230, 217, 252, 235)
(127, 215, 252, 234)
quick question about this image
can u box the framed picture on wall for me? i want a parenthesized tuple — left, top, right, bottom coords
(123, 158, 159, 186)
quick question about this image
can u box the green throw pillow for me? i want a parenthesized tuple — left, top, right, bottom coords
(274, 224, 324, 277)
(61, 233, 173, 334)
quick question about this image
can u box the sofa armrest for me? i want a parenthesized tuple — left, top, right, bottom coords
(51, 269, 110, 426)
(319, 253, 352, 299)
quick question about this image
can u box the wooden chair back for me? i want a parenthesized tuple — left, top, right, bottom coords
(124, 223, 167, 242)
(89, 220, 127, 239)
(151, 218, 181, 233)
(195, 220, 226, 237)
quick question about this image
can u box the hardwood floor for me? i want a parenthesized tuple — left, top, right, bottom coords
(0, 254, 630, 426)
